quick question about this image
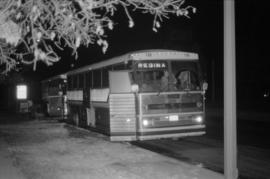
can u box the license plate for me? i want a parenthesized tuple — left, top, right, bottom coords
(169, 115, 179, 121)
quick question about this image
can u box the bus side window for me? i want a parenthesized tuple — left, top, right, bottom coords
(72, 75, 78, 89)
(88, 71, 93, 88)
(93, 69, 101, 88)
(102, 68, 109, 88)
(67, 76, 72, 90)
(83, 72, 87, 89)
(78, 73, 84, 89)
(85, 71, 92, 89)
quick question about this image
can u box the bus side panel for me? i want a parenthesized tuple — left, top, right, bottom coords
(95, 107, 110, 135)
(109, 93, 137, 141)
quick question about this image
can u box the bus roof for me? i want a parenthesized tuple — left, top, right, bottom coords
(130, 49, 198, 61)
(66, 49, 198, 75)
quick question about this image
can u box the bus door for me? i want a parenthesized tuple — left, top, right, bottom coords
(109, 71, 137, 141)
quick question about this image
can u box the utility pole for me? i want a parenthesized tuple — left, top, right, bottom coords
(224, 0, 238, 178)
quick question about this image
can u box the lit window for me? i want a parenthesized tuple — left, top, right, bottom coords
(16, 85, 27, 99)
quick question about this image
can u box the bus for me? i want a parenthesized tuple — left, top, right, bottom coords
(66, 49, 208, 141)
(41, 74, 68, 119)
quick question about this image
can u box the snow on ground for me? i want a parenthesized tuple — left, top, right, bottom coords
(0, 138, 26, 179)
(0, 119, 224, 179)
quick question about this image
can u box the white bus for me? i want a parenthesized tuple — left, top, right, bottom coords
(66, 49, 207, 141)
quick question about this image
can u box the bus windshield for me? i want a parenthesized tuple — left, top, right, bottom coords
(131, 61, 201, 92)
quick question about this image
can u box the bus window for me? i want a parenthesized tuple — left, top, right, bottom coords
(78, 73, 84, 89)
(131, 64, 200, 92)
(160, 70, 177, 91)
(132, 70, 168, 92)
(86, 71, 92, 88)
(171, 61, 201, 91)
(67, 76, 72, 90)
(176, 70, 199, 90)
(83, 73, 87, 89)
(72, 75, 78, 89)
(102, 68, 109, 88)
(93, 69, 101, 88)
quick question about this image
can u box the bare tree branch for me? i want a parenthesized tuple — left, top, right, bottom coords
(0, 0, 195, 74)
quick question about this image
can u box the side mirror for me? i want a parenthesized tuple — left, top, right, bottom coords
(202, 82, 208, 91)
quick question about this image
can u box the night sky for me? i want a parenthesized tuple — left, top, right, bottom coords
(3, 0, 269, 109)
(235, 0, 268, 105)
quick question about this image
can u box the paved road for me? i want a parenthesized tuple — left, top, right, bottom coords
(133, 136, 270, 179)
(205, 108, 270, 149)
(0, 138, 26, 179)
(133, 108, 270, 179)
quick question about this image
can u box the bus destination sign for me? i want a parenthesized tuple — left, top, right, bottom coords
(136, 61, 167, 70)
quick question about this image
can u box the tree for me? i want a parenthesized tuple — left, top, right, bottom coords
(0, 0, 195, 74)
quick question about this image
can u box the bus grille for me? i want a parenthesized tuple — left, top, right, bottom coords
(148, 103, 197, 110)
(141, 92, 203, 114)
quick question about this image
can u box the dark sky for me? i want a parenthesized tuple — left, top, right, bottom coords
(235, 1, 268, 84)
(235, 0, 269, 106)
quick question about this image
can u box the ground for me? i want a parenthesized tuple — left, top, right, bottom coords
(0, 115, 223, 179)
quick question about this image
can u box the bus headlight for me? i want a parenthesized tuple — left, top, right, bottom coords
(194, 116, 203, 123)
(143, 119, 149, 126)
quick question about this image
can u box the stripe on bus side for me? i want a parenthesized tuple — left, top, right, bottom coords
(137, 127, 205, 136)
(109, 127, 204, 137)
